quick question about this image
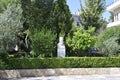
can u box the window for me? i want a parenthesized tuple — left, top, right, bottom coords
(114, 13, 119, 21)
(77, 22, 80, 26)
(115, 0, 120, 2)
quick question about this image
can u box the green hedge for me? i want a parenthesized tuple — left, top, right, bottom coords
(4, 57, 120, 69)
(0, 59, 8, 69)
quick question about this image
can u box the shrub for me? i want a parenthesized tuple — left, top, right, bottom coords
(0, 59, 8, 70)
(97, 26, 120, 56)
(30, 28, 56, 57)
(6, 57, 120, 69)
(103, 37, 120, 56)
(0, 3, 23, 55)
(66, 27, 96, 55)
(0, 0, 11, 12)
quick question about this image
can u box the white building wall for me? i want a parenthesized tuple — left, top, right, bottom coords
(107, 2, 120, 27)
(114, 0, 120, 2)
(118, 12, 120, 21)
(107, 20, 120, 27)
(114, 9, 120, 22)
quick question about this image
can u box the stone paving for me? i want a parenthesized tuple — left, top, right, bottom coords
(7, 74, 120, 80)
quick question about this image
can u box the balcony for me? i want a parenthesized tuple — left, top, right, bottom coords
(107, 20, 120, 27)
(107, 0, 120, 12)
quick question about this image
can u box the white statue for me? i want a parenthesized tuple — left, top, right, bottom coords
(57, 37, 66, 58)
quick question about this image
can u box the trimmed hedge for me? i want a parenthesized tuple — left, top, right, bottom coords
(0, 59, 8, 69)
(4, 57, 120, 69)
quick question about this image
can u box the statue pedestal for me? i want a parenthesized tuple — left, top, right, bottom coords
(57, 37, 66, 58)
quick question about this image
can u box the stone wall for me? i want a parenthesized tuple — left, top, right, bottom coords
(0, 68, 120, 79)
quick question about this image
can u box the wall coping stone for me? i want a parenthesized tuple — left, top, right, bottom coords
(0, 68, 120, 79)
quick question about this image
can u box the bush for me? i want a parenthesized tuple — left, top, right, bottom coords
(0, 3, 23, 54)
(0, 0, 11, 12)
(30, 28, 56, 57)
(5, 57, 120, 69)
(97, 26, 120, 56)
(0, 59, 8, 70)
(66, 27, 96, 55)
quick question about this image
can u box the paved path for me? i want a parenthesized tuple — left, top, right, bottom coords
(7, 74, 120, 80)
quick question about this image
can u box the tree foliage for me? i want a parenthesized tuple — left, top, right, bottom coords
(0, 3, 23, 54)
(66, 27, 96, 51)
(109, 12, 114, 22)
(0, 0, 11, 12)
(30, 28, 56, 57)
(97, 26, 120, 56)
(20, 0, 54, 32)
(79, 0, 105, 32)
(50, 0, 73, 38)
(20, 0, 32, 30)
(34, 0, 54, 28)
(20, 0, 73, 38)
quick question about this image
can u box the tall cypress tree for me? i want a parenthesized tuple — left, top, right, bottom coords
(21, 0, 54, 32)
(50, 0, 73, 39)
(34, 0, 53, 28)
(79, 0, 105, 32)
(21, 0, 31, 30)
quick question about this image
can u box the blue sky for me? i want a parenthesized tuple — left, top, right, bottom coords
(67, 0, 114, 21)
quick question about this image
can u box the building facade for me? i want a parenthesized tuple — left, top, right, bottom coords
(72, 13, 81, 27)
(107, 0, 120, 27)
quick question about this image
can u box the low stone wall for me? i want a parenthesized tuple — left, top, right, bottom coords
(0, 68, 120, 79)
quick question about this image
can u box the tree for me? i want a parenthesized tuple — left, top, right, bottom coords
(79, 0, 105, 32)
(20, 0, 32, 30)
(66, 27, 96, 55)
(0, 3, 23, 55)
(0, 0, 11, 12)
(34, 0, 54, 28)
(97, 26, 120, 56)
(30, 28, 56, 57)
(116, 35, 120, 45)
(109, 12, 114, 22)
(50, 0, 73, 39)
(20, 0, 57, 57)
(20, 0, 54, 33)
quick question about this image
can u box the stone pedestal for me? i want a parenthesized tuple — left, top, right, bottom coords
(57, 37, 66, 58)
